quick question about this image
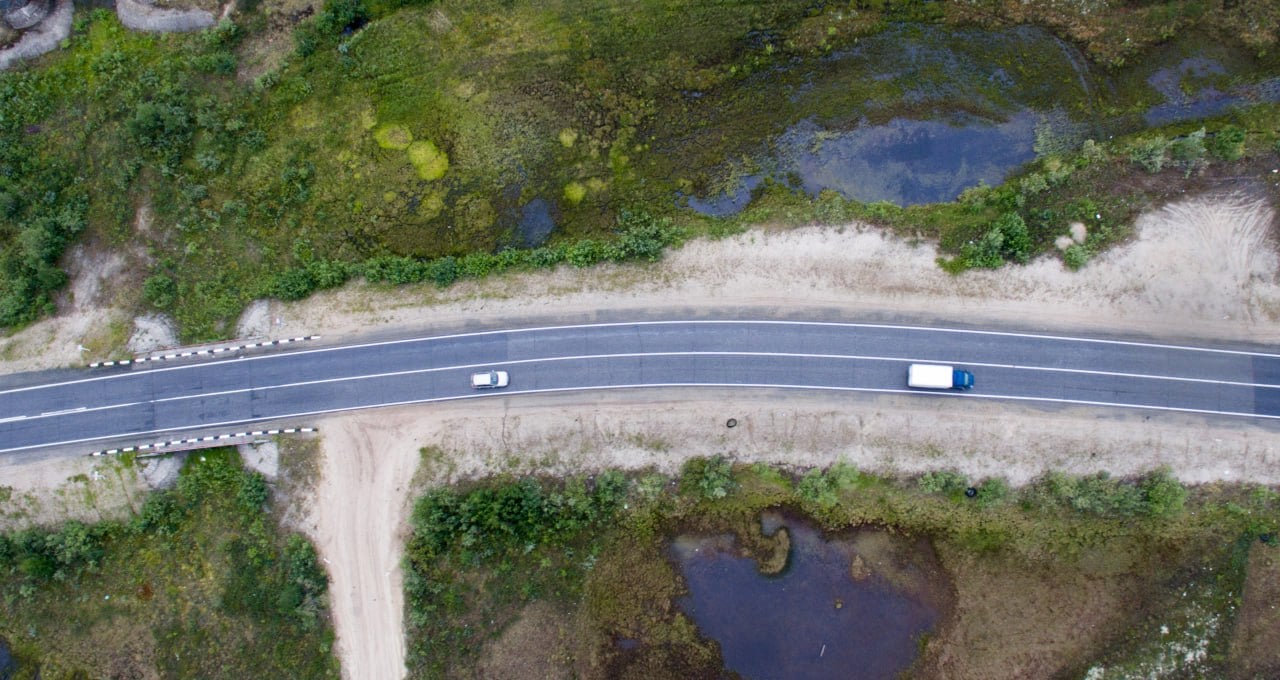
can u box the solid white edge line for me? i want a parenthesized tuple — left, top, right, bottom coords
(24, 381, 1280, 457)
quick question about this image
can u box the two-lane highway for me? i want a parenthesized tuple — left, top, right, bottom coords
(2, 320, 1279, 454)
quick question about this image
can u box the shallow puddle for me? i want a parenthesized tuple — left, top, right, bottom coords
(777, 112, 1038, 206)
(670, 512, 945, 680)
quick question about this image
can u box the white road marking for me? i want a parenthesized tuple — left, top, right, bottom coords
(38, 407, 87, 417)
(3, 320, 1276, 396)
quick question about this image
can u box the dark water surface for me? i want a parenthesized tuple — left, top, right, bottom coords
(1143, 56, 1280, 126)
(0, 637, 15, 680)
(778, 112, 1038, 206)
(671, 514, 942, 680)
(517, 198, 556, 246)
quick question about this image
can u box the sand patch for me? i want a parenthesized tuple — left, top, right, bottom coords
(259, 193, 1279, 348)
(302, 413, 422, 680)
(0, 454, 151, 532)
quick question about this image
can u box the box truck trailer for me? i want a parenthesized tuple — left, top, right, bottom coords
(907, 364, 975, 390)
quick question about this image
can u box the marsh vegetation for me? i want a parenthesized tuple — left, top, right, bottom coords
(402, 462, 1280, 678)
(0, 0, 1277, 339)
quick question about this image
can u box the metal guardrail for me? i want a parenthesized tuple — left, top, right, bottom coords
(89, 427, 316, 457)
(89, 335, 321, 368)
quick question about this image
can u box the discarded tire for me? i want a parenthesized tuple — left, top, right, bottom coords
(964, 487, 978, 498)
(726, 418, 738, 428)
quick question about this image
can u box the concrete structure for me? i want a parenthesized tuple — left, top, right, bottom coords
(1, 0, 48, 31)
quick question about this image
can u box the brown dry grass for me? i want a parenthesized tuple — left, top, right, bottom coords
(1228, 544, 1280, 679)
(475, 601, 577, 680)
(918, 546, 1151, 679)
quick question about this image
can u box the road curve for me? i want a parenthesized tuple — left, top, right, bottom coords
(2, 320, 1279, 454)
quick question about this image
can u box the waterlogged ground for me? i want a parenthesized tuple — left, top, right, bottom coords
(671, 513, 948, 679)
(395, 467, 1280, 679)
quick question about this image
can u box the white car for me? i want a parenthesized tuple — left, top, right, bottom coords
(470, 370, 509, 389)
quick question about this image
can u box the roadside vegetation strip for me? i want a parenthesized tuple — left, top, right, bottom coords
(0, 448, 339, 679)
(88, 427, 316, 457)
(87, 335, 321, 368)
(402, 463, 1280, 678)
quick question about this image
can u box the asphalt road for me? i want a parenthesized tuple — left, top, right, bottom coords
(2, 319, 1279, 455)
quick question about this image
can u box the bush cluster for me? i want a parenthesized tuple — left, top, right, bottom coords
(0, 521, 107, 583)
(267, 209, 679, 302)
(294, 0, 369, 57)
(407, 472, 628, 563)
(1021, 469, 1188, 519)
(681, 456, 738, 501)
(960, 211, 1033, 269)
(914, 468, 1188, 520)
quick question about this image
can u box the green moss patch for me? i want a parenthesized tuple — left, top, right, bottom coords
(406, 140, 449, 180)
(374, 123, 414, 150)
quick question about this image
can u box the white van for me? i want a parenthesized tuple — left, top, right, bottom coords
(907, 364, 974, 390)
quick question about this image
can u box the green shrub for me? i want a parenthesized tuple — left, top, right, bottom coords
(976, 477, 1011, 508)
(528, 246, 566, 268)
(272, 268, 317, 301)
(143, 274, 178, 309)
(427, 256, 458, 287)
(1209, 125, 1246, 161)
(919, 470, 968, 497)
(1063, 244, 1089, 270)
(567, 239, 613, 267)
(1129, 136, 1169, 173)
(1139, 468, 1187, 519)
(132, 491, 183, 536)
(1080, 139, 1109, 165)
(458, 252, 498, 278)
(994, 212, 1032, 264)
(202, 19, 243, 49)
(306, 260, 352, 290)
(615, 209, 674, 262)
(1170, 127, 1206, 172)
(961, 227, 1005, 269)
(798, 469, 839, 508)
(128, 99, 194, 158)
(681, 456, 736, 500)
(237, 472, 270, 512)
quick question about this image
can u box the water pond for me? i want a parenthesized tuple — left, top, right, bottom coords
(670, 512, 949, 680)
